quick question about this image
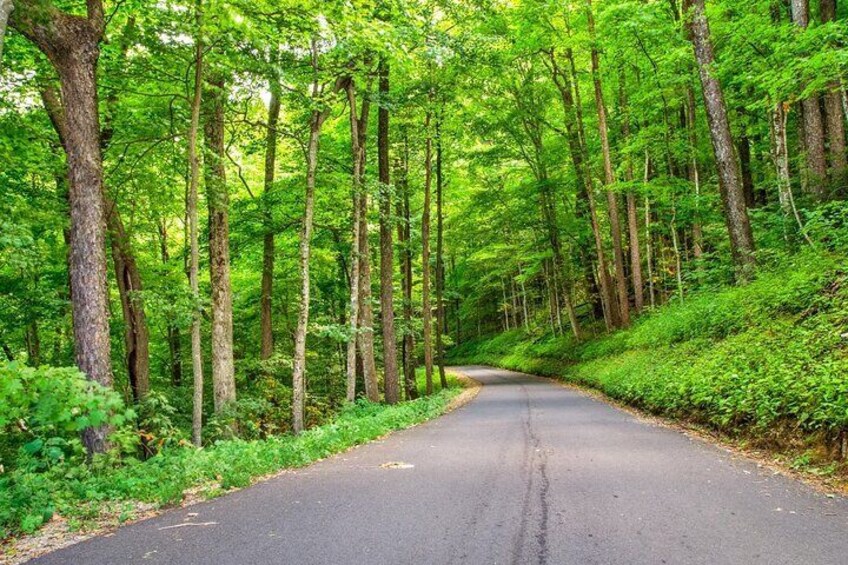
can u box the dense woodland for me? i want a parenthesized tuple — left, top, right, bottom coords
(1, 0, 848, 538)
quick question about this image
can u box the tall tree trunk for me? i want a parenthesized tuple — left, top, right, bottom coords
(395, 135, 417, 400)
(435, 114, 448, 389)
(158, 222, 183, 386)
(587, 0, 630, 327)
(41, 84, 151, 403)
(292, 46, 339, 433)
(260, 83, 281, 360)
(738, 126, 756, 208)
(188, 2, 204, 445)
(26, 321, 40, 366)
(685, 0, 756, 278)
(422, 107, 434, 395)
(770, 103, 811, 243)
(345, 78, 379, 402)
(377, 59, 400, 404)
(345, 186, 362, 403)
(106, 199, 150, 403)
(13, 2, 113, 455)
(790, 0, 829, 195)
(292, 108, 328, 431)
(619, 72, 644, 313)
(545, 49, 618, 329)
(685, 85, 705, 259)
(203, 74, 237, 411)
(821, 0, 847, 186)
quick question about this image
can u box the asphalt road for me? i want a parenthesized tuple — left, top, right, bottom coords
(33, 366, 848, 564)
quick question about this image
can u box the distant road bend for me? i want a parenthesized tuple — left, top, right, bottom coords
(34, 366, 848, 564)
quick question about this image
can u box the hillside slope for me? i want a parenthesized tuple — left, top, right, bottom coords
(450, 252, 848, 469)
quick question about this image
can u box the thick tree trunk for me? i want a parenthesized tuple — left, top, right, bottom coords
(422, 108, 434, 395)
(41, 81, 150, 403)
(14, 5, 113, 455)
(588, 0, 630, 327)
(685, 0, 756, 278)
(395, 136, 418, 400)
(203, 74, 237, 412)
(821, 0, 847, 186)
(377, 60, 400, 404)
(260, 84, 281, 360)
(187, 7, 204, 445)
(58, 45, 113, 455)
(106, 199, 150, 403)
(790, 0, 828, 195)
(434, 115, 448, 389)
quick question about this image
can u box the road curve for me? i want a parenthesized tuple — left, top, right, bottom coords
(32, 366, 848, 564)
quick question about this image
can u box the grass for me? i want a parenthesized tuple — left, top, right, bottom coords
(449, 251, 848, 468)
(0, 372, 464, 541)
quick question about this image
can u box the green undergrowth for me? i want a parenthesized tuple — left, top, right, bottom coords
(0, 374, 462, 540)
(450, 252, 848, 466)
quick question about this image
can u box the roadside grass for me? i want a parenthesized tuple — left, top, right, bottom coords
(1, 372, 463, 541)
(449, 251, 848, 474)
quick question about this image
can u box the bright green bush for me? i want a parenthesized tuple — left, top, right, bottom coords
(0, 377, 461, 538)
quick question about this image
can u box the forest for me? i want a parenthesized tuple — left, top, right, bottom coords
(1, 0, 848, 547)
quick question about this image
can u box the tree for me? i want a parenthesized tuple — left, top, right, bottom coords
(378, 58, 400, 404)
(0, 0, 11, 65)
(260, 81, 281, 360)
(187, 0, 205, 445)
(12, 0, 113, 455)
(587, 0, 629, 327)
(435, 111, 448, 389)
(684, 0, 755, 278)
(203, 72, 237, 411)
(292, 41, 343, 434)
(422, 104, 434, 395)
(790, 0, 828, 195)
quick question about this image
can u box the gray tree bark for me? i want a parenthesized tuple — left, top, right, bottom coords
(422, 107, 434, 395)
(685, 0, 756, 278)
(377, 59, 400, 404)
(203, 73, 237, 412)
(395, 135, 417, 400)
(790, 0, 829, 195)
(587, 0, 630, 327)
(821, 0, 847, 186)
(292, 44, 340, 433)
